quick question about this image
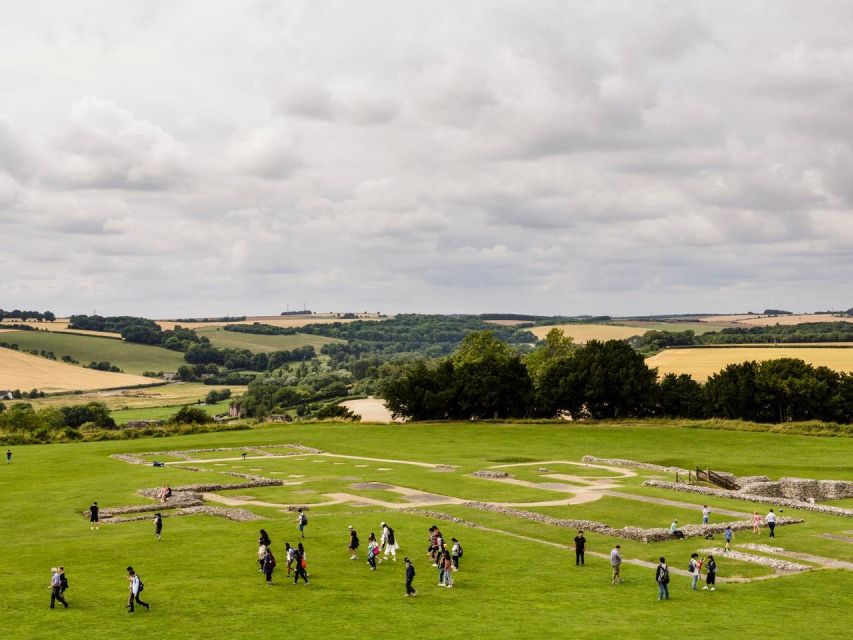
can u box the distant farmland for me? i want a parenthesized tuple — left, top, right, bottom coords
(647, 346, 853, 381)
(529, 324, 644, 342)
(156, 314, 382, 331)
(0, 348, 155, 392)
(24, 382, 246, 411)
(0, 330, 185, 374)
(195, 327, 343, 353)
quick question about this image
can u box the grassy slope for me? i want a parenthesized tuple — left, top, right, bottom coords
(1, 330, 185, 374)
(25, 383, 247, 411)
(0, 422, 851, 639)
(194, 327, 343, 353)
(110, 400, 234, 425)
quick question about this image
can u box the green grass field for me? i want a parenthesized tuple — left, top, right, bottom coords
(110, 400, 233, 425)
(1, 330, 185, 374)
(1, 421, 851, 639)
(195, 327, 343, 354)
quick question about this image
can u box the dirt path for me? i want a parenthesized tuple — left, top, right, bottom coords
(602, 491, 752, 518)
(738, 544, 853, 571)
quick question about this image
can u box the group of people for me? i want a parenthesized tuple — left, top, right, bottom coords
(669, 508, 780, 541)
(257, 528, 310, 585)
(48, 566, 151, 612)
(427, 525, 462, 588)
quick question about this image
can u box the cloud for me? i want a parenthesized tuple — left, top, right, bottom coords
(0, 1, 852, 316)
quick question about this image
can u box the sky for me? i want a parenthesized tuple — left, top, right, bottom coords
(2, 1, 852, 318)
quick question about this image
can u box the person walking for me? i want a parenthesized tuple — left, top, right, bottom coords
(367, 533, 380, 571)
(297, 511, 308, 538)
(573, 530, 587, 566)
(257, 542, 267, 572)
(723, 525, 734, 553)
(610, 545, 623, 584)
(154, 513, 163, 541)
(404, 557, 417, 597)
(293, 544, 309, 585)
(258, 529, 271, 548)
(702, 506, 711, 525)
(262, 546, 276, 585)
(380, 521, 399, 562)
(5, 449, 11, 463)
(89, 501, 99, 531)
(58, 566, 69, 597)
(126, 567, 150, 612)
(655, 557, 670, 601)
(451, 538, 462, 570)
(49, 567, 69, 609)
(285, 543, 294, 576)
(703, 555, 717, 591)
(752, 511, 762, 535)
(766, 509, 777, 538)
(689, 554, 703, 591)
(348, 525, 360, 560)
(440, 548, 454, 588)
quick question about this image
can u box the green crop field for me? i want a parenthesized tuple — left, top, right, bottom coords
(1, 330, 185, 374)
(110, 400, 234, 425)
(1, 421, 851, 639)
(195, 327, 343, 354)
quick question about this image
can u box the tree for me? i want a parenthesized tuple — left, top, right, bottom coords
(656, 373, 707, 418)
(382, 359, 459, 420)
(171, 406, 213, 424)
(524, 328, 576, 384)
(537, 340, 658, 419)
(451, 330, 515, 367)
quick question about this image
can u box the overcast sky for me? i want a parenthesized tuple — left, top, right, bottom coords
(2, 1, 852, 317)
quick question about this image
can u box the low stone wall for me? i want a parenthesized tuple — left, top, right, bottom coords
(110, 443, 326, 466)
(106, 505, 262, 523)
(698, 547, 810, 572)
(581, 456, 687, 474)
(166, 478, 283, 493)
(778, 478, 853, 501)
(461, 502, 802, 542)
(643, 480, 853, 517)
(282, 505, 310, 512)
(473, 470, 510, 479)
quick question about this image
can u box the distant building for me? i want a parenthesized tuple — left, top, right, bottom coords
(267, 414, 292, 423)
(124, 420, 165, 429)
(0, 390, 14, 400)
(161, 372, 178, 381)
(228, 403, 246, 418)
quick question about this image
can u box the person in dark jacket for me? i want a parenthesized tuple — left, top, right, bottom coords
(703, 555, 717, 591)
(263, 547, 276, 585)
(259, 529, 271, 547)
(293, 544, 309, 585)
(573, 530, 587, 566)
(655, 557, 670, 600)
(59, 566, 69, 596)
(154, 513, 163, 541)
(404, 557, 416, 596)
(348, 525, 360, 560)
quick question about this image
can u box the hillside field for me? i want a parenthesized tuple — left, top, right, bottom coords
(0, 331, 185, 374)
(699, 313, 849, 326)
(0, 348, 155, 393)
(23, 383, 246, 411)
(195, 327, 343, 353)
(648, 346, 853, 380)
(0, 421, 850, 639)
(156, 315, 382, 331)
(530, 323, 646, 342)
(110, 399, 233, 425)
(0, 319, 123, 338)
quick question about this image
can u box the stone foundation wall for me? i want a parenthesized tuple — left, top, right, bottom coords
(644, 480, 853, 517)
(777, 478, 853, 501)
(581, 456, 687, 474)
(472, 470, 510, 479)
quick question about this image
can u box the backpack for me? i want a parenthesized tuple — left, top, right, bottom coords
(60, 575, 69, 590)
(137, 579, 144, 592)
(268, 553, 276, 568)
(387, 527, 395, 545)
(687, 561, 695, 572)
(457, 544, 463, 557)
(659, 566, 669, 583)
(300, 514, 308, 526)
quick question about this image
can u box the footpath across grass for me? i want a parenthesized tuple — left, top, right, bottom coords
(0, 421, 851, 639)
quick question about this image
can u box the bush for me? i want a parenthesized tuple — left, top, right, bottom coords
(170, 406, 213, 425)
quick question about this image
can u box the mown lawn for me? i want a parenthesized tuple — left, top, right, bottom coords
(0, 421, 850, 639)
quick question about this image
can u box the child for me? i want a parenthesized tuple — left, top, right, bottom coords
(367, 533, 379, 571)
(405, 558, 416, 596)
(723, 525, 734, 552)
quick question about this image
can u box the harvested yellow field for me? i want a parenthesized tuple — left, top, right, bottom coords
(24, 382, 247, 410)
(0, 319, 122, 338)
(0, 348, 154, 393)
(647, 347, 853, 381)
(530, 324, 644, 342)
(699, 313, 848, 326)
(156, 314, 383, 331)
(340, 397, 399, 423)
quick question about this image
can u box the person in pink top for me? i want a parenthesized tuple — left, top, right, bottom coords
(752, 511, 762, 534)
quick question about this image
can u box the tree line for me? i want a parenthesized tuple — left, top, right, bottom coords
(630, 322, 853, 352)
(0, 309, 56, 322)
(381, 329, 853, 423)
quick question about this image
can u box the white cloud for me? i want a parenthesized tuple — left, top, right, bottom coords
(0, 1, 852, 316)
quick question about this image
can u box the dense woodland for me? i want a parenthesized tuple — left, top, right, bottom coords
(0, 309, 56, 322)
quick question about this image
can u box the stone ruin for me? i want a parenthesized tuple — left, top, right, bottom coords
(472, 470, 510, 479)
